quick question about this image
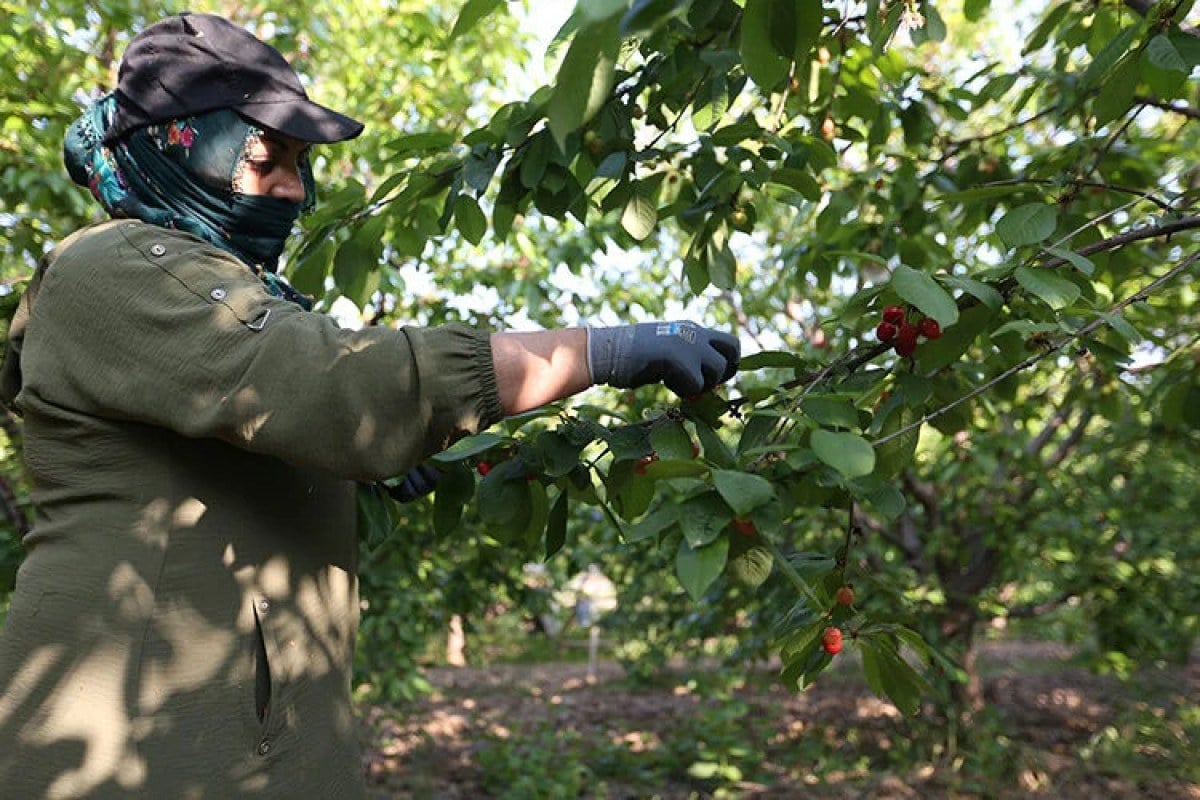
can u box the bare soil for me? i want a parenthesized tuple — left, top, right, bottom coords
(359, 641, 1199, 799)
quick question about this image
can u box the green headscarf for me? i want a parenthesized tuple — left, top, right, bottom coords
(64, 93, 314, 308)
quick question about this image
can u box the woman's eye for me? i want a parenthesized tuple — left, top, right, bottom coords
(247, 160, 275, 174)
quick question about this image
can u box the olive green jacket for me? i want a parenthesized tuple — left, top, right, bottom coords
(0, 220, 503, 798)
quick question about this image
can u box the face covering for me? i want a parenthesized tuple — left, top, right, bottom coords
(64, 93, 315, 308)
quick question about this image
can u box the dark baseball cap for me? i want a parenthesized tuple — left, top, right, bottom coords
(104, 13, 364, 145)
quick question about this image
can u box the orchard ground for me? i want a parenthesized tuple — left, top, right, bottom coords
(358, 639, 1199, 799)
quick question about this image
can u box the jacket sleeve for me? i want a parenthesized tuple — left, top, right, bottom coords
(19, 221, 504, 481)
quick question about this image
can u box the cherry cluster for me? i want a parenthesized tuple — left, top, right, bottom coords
(875, 305, 941, 357)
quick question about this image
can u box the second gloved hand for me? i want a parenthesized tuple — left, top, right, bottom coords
(381, 463, 442, 503)
(588, 321, 740, 398)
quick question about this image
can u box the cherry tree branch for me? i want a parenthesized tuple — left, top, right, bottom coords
(1041, 215, 1200, 269)
(872, 249, 1200, 449)
(1135, 96, 1200, 121)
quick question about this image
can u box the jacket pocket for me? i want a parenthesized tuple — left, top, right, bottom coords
(253, 602, 272, 725)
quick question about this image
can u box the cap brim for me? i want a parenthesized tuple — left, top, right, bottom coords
(236, 98, 364, 144)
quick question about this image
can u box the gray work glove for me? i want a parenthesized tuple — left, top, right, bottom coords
(381, 464, 442, 503)
(588, 321, 740, 398)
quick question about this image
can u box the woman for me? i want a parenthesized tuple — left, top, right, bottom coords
(0, 13, 738, 799)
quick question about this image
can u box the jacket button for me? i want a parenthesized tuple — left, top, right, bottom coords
(257, 738, 272, 756)
(149, 244, 166, 256)
(210, 287, 227, 301)
(258, 599, 270, 614)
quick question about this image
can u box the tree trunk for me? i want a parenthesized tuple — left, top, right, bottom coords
(445, 614, 467, 666)
(939, 602, 984, 715)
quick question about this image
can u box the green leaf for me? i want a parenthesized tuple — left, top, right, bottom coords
(737, 413, 780, 456)
(740, 0, 789, 91)
(727, 541, 774, 589)
(690, 420, 735, 470)
(454, 195, 488, 245)
(621, 0, 692, 39)
(740, 350, 807, 370)
(1101, 312, 1141, 344)
(545, 491, 568, 559)
(626, 503, 679, 543)
(768, 167, 822, 201)
(679, 491, 734, 548)
(712, 470, 776, 515)
(432, 432, 506, 463)
(534, 429, 585, 478)
(450, 0, 504, 39)
(811, 430, 876, 478)
(547, 18, 621, 150)
(963, 0, 990, 20)
(477, 461, 532, 529)
(939, 275, 1003, 311)
(860, 641, 886, 695)
(621, 192, 658, 240)
(849, 475, 906, 519)
(1093, 56, 1139, 126)
(357, 484, 398, 550)
(873, 639, 930, 715)
(996, 202, 1058, 247)
(914, 304, 994, 374)
(1080, 26, 1137, 89)
(800, 396, 860, 430)
(332, 216, 384, 308)
(873, 404, 921, 480)
(449, 0, 504, 40)
(890, 264, 959, 327)
(1045, 246, 1095, 276)
(1146, 33, 1188, 73)
(650, 419, 695, 460)
(433, 463, 475, 537)
(288, 235, 334, 297)
(677, 535, 730, 601)
(384, 131, 457, 154)
(1014, 266, 1081, 310)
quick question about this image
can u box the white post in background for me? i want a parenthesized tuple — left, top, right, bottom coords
(587, 625, 600, 683)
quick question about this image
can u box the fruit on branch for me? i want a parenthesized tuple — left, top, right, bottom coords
(634, 453, 659, 475)
(918, 317, 942, 340)
(820, 116, 836, 141)
(732, 517, 756, 537)
(730, 206, 751, 230)
(876, 321, 898, 342)
(821, 626, 843, 655)
(835, 585, 855, 606)
(882, 305, 905, 325)
(894, 323, 919, 357)
(583, 130, 603, 155)
(476, 461, 492, 476)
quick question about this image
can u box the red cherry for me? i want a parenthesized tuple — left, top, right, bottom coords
(919, 317, 942, 340)
(835, 586, 855, 606)
(821, 626, 843, 655)
(882, 305, 905, 325)
(875, 321, 897, 342)
(894, 323, 919, 357)
(732, 517, 756, 537)
(476, 462, 492, 476)
(634, 454, 658, 475)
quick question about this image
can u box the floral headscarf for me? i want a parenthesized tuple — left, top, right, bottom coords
(64, 93, 314, 308)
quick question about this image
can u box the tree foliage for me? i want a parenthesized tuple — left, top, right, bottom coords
(2, 0, 1198, 720)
